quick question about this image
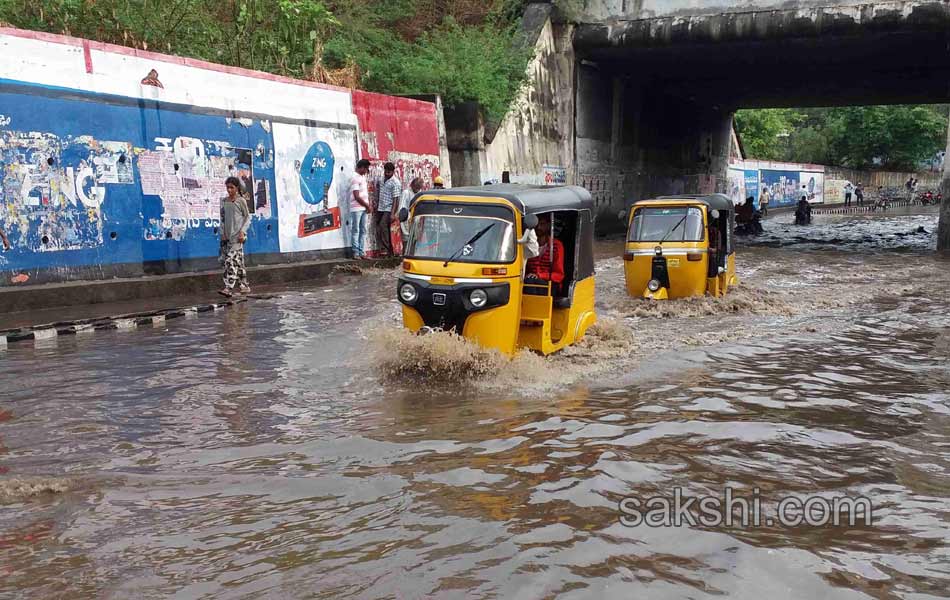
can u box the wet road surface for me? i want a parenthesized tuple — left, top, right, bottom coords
(2, 207, 950, 599)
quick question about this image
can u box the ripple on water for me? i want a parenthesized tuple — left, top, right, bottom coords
(2, 211, 950, 598)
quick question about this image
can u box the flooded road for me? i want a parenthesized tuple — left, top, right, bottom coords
(2, 207, 950, 599)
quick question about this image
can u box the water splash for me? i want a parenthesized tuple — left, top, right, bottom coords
(0, 477, 78, 504)
(370, 318, 636, 391)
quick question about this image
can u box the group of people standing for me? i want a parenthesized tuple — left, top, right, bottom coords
(843, 181, 865, 207)
(346, 160, 444, 259)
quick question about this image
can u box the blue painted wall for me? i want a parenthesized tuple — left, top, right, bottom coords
(0, 80, 282, 284)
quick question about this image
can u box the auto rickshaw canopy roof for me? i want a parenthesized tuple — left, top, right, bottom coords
(413, 184, 594, 216)
(639, 194, 735, 213)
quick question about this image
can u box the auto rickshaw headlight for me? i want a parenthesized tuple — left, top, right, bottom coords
(470, 289, 488, 308)
(648, 279, 662, 292)
(399, 283, 418, 304)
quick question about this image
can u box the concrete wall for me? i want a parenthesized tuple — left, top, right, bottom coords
(482, 17, 575, 186)
(444, 4, 575, 189)
(574, 64, 734, 229)
(573, 0, 947, 23)
(0, 28, 446, 287)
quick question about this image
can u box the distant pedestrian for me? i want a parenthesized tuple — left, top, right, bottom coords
(400, 177, 424, 239)
(843, 181, 854, 207)
(349, 159, 372, 259)
(855, 183, 864, 205)
(760, 186, 770, 217)
(375, 162, 402, 257)
(219, 176, 252, 297)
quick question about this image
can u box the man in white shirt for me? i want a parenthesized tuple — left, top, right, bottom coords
(349, 159, 372, 259)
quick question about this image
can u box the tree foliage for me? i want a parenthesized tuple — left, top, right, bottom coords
(0, 0, 533, 121)
(734, 109, 801, 161)
(736, 105, 948, 171)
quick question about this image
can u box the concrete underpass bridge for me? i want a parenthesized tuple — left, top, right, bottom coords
(448, 1, 950, 248)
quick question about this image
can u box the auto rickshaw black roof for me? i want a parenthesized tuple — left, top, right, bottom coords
(644, 194, 735, 213)
(411, 184, 594, 215)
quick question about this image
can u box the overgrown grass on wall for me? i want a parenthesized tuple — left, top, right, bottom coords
(0, 0, 534, 123)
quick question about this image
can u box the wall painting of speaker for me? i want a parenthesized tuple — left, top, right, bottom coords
(296, 141, 341, 238)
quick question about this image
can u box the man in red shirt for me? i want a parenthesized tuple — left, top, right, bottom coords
(525, 214, 565, 293)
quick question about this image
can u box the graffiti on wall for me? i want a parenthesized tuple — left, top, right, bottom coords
(0, 130, 133, 252)
(580, 174, 609, 206)
(367, 153, 441, 202)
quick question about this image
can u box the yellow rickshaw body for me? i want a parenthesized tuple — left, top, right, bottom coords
(623, 195, 739, 300)
(398, 185, 597, 356)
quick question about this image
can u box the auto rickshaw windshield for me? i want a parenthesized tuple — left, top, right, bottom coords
(405, 214, 516, 263)
(629, 206, 705, 242)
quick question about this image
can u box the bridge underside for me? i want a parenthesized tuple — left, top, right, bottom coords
(570, 2, 950, 237)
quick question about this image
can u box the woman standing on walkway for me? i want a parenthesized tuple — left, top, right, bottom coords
(219, 176, 252, 297)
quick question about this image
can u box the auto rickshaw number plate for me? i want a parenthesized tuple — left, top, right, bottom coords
(668, 258, 681, 268)
(431, 276, 455, 285)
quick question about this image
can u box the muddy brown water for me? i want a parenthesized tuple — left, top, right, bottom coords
(2, 208, 949, 599)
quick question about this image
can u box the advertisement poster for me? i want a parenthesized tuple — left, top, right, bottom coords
(543, 165, 567, 186)
(800, 172, 824, 204)
(273, 122, 357, 253)
(727, 168, 746, 205)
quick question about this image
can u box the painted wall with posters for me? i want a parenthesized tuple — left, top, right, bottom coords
(352, 90, 443, 256)
(0, 28, 444, 286)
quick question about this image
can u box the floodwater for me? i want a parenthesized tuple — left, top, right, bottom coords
(2, 207, 950, 599)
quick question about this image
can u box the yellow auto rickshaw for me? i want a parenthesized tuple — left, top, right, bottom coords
(623, 194, 739, 300)
(397, 184, 597, 356)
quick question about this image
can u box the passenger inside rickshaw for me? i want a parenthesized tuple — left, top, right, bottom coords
(707, 212, 728, 277)
(524, 212, 577, 306)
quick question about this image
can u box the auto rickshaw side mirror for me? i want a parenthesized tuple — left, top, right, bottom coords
(710, 210, 720, 220)
(398, 207, 409, 223)
(523, 213, 539, 230)
(618, 209, 627, 221)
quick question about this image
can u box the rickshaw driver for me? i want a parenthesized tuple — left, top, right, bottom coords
(524, 213, 565, 294)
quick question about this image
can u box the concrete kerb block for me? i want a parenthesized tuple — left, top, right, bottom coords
(32, 328, 58, 340)
(0, 295, 250, 346)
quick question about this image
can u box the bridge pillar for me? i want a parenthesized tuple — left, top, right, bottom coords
(939, 110, 950, 252)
